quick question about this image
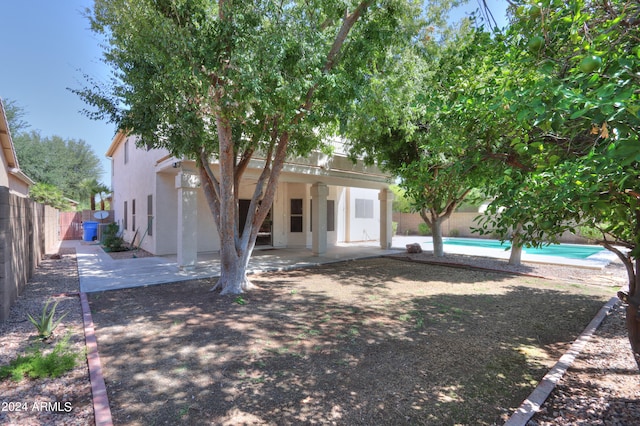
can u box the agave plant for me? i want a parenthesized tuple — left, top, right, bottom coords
(27, 299, 68, 340)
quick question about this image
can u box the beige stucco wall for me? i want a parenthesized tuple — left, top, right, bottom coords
(0, 140, 30, 196)
(0, 152, 9, 188)
(347, 187, 380, 242)
(154, 172, 179, 255)
(109, 135, 171, 253)
(393, 211, 591, 243)
(8, 177, 29, 196)
(107, 132, 393, 256)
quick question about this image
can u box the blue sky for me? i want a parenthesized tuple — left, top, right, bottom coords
(0, 0, 507, 187)
(0, 0, 114, 184)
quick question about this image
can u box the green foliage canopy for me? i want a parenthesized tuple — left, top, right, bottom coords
(479, 0, 640, 255)
(78, 0, 421, 161)
(475, 0, 640, 362)
(2, 98, 30, 135)
(29, 183, 71, 211)
(347, 20, 509, 255)
(13, 131, 103, 203)
(76, 0, 422, 293)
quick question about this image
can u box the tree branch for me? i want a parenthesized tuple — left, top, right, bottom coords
(295, 1, 371, 123)
(199, 149, 222, 229)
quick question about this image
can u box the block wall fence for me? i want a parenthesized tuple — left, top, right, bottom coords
(0, 186, 59, 322)
(393, 211, 590, 244)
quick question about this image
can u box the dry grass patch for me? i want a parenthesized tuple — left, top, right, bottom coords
(89, 257, 614, 425)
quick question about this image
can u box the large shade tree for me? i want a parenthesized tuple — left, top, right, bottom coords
(347, 21, 513, 257)
(77, 0, 421, 294)
(2, 98, 30, 135)
(3, 98, 104, 205)
(13, 131, 103, 203)
(478, 0, 640, 365)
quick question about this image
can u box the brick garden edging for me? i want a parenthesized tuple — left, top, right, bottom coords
(504, 296, 619, 425)
(80, 292, 113, 426)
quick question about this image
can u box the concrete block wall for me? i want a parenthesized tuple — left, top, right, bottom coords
(393, 212, 484, 237)
(393, 211, 590, 243)
(0, 187, 59, 322)
(0, 187, 10, 323)
(393, 212, 425, 236)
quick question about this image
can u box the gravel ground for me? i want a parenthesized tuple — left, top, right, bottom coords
(0, 249, 94, 426)
(390, 252, 629, 288)
(0, 247, 637, 425)
(529, 303, 640, 425)
(102, 246, 154, 260)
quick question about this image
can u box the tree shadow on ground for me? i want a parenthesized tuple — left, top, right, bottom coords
(89, 258, 614, 425)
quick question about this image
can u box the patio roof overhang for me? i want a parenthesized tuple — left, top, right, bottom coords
(154, 153, 391, 190)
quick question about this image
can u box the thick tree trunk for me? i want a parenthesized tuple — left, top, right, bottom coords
(509, 244, 523, 265)
(605, 242, 640, 369)
(508, 223, 524, 266)
(202, 2, 369, 295)
(626, 258, 640, 369)
(419, 208, 450, 258)
(432, 219, 445, 257)
(216, 247, 257, 294)
(626, 302, 640, 369)
(202, 123, 290, 295)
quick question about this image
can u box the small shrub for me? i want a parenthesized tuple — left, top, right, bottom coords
(27, 299, 67, 340)
(579, 226, 602, 242)
(450, 229, 460, 237)
(418, 223, 432, 236)
(0, 336, 78, 382)
(102, 222, 128, 252)
(392, 222, 398, 236)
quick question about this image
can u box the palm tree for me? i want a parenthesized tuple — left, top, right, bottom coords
(79, 178, 110, 211)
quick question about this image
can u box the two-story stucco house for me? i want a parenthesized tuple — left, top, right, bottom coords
(106, 132, 394, 268)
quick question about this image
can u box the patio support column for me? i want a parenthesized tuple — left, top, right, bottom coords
(175, 171, 200, 270)
(379, 188, 394, 249)
(311, 182, 328, 255)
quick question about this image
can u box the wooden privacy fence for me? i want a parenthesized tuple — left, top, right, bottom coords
(59, 211, 83, 240)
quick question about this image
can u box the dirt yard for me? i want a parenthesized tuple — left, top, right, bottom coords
(88, 257, 622, 425)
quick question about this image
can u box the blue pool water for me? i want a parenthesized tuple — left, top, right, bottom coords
(443, 237, 605, 260)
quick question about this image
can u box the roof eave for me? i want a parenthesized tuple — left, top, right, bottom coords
(9, 167, 35, 186)
(105, 130, 128, 158)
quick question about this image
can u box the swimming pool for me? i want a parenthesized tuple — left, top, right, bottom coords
(443, 237, 605, 260)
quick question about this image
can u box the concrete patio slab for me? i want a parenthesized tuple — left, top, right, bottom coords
(66, 236, 617, 293)
(66, 240, 402, 293)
